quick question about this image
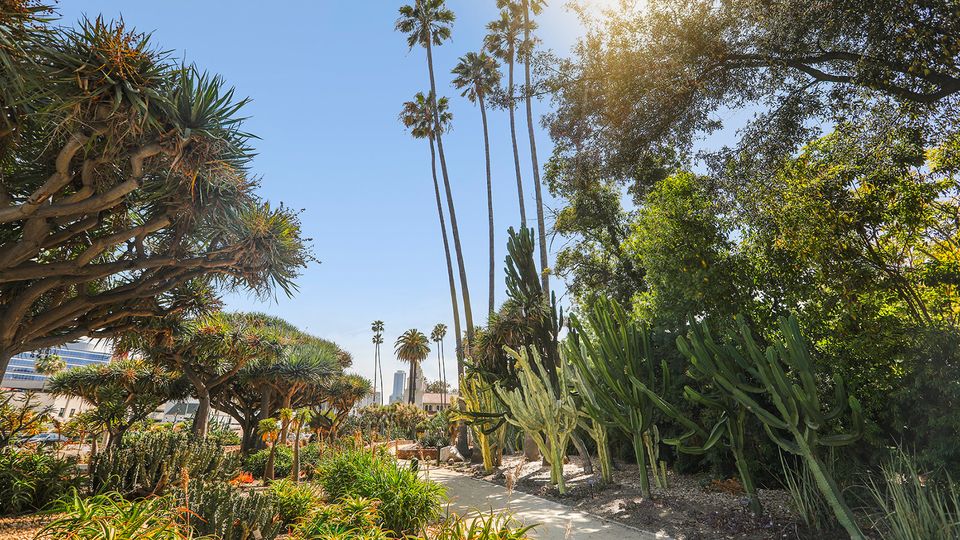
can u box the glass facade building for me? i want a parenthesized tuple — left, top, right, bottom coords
(2, 340, 112, 389)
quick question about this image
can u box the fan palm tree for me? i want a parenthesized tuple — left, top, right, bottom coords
(486, 3, 527, 229)
(396, 0, 475, 358)
(371, 320, 385, 405)
(430, 323, 449, 408)
(395, 329, 431, 405)
(519, 0, 550, 294)
(453, 51, 502, 316)
(399, 94, 465, 381)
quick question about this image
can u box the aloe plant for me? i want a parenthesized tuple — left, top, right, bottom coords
(677, 314, 865, 539)
(563, 297, 683, 497)
(496, 347, 579, 494)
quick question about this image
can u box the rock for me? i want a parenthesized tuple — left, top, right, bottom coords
(440, 445, 465, 463)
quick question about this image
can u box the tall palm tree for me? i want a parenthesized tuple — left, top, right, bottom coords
(486, 3, 527, 229)
(452, 51, 502, 316)
(430, 323, 448, 407)
(519, 0, 550, 294)
(394, 329, 431, 405)
(396, 0, 475, 355)
(371, 320, 385, 405)
(399, 95, 464, 375)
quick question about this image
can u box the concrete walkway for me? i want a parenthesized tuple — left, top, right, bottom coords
(422, 466, 668, 540)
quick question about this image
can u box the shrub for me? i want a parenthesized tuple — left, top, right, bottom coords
(37, 491, 193, 540)
(314, 446, 444, 535)
(174, 480, 282, 540)
(268, 479, 322, 526)
(433, 510, 537, 540)
(416, 411, 452, 448)
(244, 443, 323, 480)
(92, 431, 239, 496)
(246, 445, 292, 479)
(0, 448, 76, 515)
(292, 496, 389, 539)
(868, 450, 960, 540)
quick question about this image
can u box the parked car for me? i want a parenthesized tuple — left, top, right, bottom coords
(24, 433, 69, 445)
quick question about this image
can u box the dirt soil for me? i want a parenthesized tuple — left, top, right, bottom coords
(0, 514, 53, 540)
(446, 454, 827, 540)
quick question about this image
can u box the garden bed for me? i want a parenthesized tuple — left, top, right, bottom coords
(447, 454, 808, 540)
(0, 514, 54, 540)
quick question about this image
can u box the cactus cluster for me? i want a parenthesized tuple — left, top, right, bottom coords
(677, 314, 865, 539)
(456, 371, 507, 473)
(496, 347, 579, 494)
(563, 296, 677, 497)
(90, 431, 240, 496)
(174, 479, 282, 540)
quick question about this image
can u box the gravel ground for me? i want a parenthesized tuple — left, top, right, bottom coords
(0, 514, 53, 540)
(446, 454, 832, 540)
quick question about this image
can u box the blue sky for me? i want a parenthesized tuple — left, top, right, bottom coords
(56, 1, 604, 386)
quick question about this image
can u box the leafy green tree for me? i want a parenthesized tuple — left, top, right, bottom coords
(396, 0, 475, 360)
(453, 51, 502, 315)
(47, 358, 188, 449)
(399, 94, 464, 375)
(486, 1, 528, 228)
(116, 311, 287, 437)
(269, 341, 341, 442)
(0, 12, 310, 375)
(395, 329, 431, 405)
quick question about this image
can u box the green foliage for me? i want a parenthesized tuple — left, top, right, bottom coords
(0, 448, 76, 515)
(496, 347, 578, 495)
(416, 409, 452, 448)
(207, 421, 242, 446)
(268, 479, 322, 526)
(780, 453, 840, 533)
(0, 391, 51, 449)
(91, 431, 239, 496)
(352, 403, 429, 440)
(455, 372, 506, 473)
(314, 446, 445, 535)
(292, 496, 388, 539)
(174, 480, 282, 540)
(678, 314, 865, 538)
(564, 296, 678, 497)
(247, 442, 322, 483)
(37, 491, 195, 540)
(432, 510, 536, 540)
(868, 450, 960, 540)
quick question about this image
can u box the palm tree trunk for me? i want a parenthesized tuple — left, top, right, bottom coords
(425, 39, 473, 457)
(479, 94, 495, 316)
(372, 347, 378, 408)
(507, 50, 526, 229)
(408, 362, 418, 405)
(265, 441, 277, 481)
(428, 135, 462, 408)
(291, 424, 302, 483)
(522, 0, 550, 295)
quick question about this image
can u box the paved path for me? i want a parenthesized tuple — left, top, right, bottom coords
(422, 466, 668, 540)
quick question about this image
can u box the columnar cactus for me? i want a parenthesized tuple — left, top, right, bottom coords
(563, 296, 681, 497)
(497, 347, 579, 494)
(677, 314, 865, 540)
(456, 371, 506, 473)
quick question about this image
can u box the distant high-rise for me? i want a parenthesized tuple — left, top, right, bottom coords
(389, 370, 406, 404)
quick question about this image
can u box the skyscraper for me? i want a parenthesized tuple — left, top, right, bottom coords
(389, 370, 406, 404)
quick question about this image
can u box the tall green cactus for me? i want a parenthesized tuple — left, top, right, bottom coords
(563, 297, 687, 497)
(455, 371, 507, 473)
(677, 314, 865, 540)
(497, 347, 579, 494)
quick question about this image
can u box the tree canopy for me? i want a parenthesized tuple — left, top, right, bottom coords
(0, 6, 311, 374)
